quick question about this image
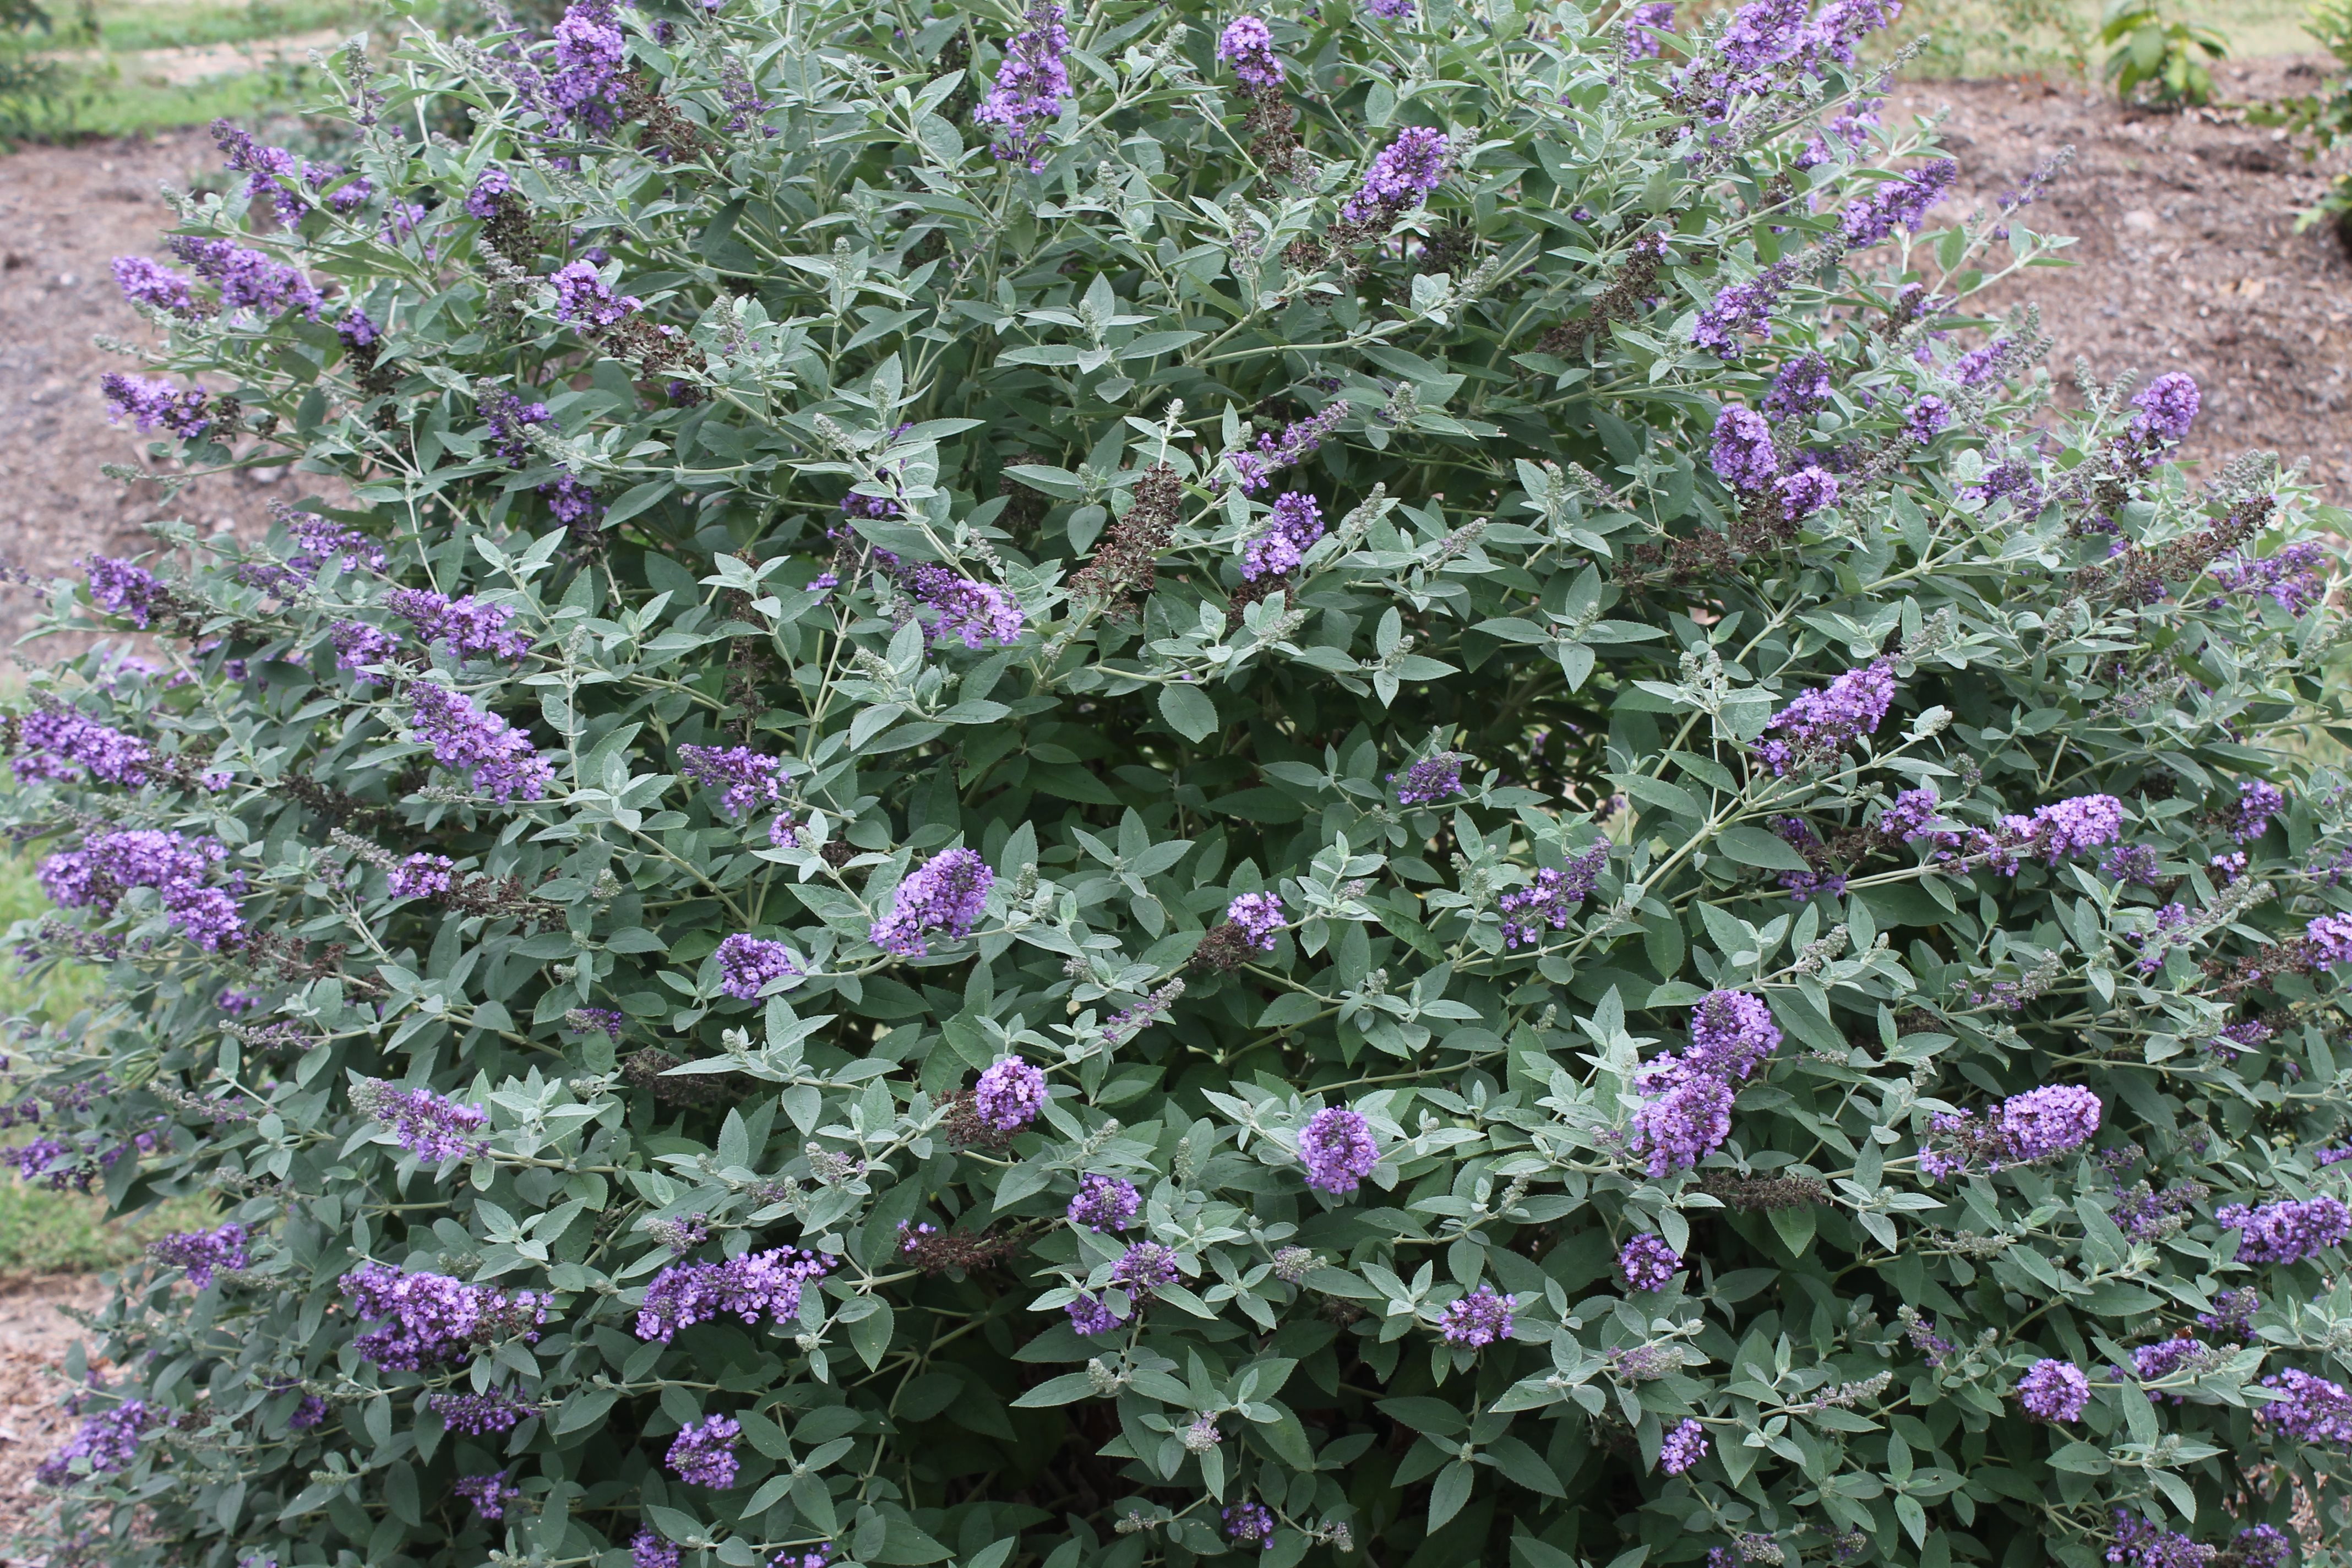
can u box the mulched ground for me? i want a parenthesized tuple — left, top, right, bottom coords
(0, 1275, 107, 1561)
(1915, 56, 2352, 500)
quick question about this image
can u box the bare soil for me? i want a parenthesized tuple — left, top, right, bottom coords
(0, 1275, 108, 1560)
(1913, 56, 2352, 500)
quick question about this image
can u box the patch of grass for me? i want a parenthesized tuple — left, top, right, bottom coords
(0, 837, 211, 1276)
(67, 53, 315, 136)
(94, 0, 368, 54)
(1897, 0, 2321, 79)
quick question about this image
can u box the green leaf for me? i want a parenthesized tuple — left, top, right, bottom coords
(1158, 683, 1219, 742)
(1715, 825, 1812, 871)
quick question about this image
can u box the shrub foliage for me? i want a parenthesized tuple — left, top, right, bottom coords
(15, 1, 2352, 1567)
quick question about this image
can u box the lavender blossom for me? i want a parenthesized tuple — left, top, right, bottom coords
(1752, 658, 1894, 774)
(339, 1264, 547, 1370)
(1630, 1070, 1734, 1178)
(404, 681, 556, 802)
(166, 236, 322, 318)
(1068, 1173, 1142, 1232)
(1224, 1502, 1276, 1548)
(1339, 126, 1452, 225)
(13, 708, 153, 786)
(457, 1471, 520, 1520)
(633, 1249, 833, 1342)
(1440, 1284, 1515, 1347)
(1906, 395, 1952, 442)
(1229, 403, 1348, 493)
(547, 0, 630, 134)
(1658, 1418, 1708, 1474)
(430, 1386, 543, 1435)
(2211, 543, 2327, 616)
(1113, 1240, 1181, 1292)
(1763, 352, 1830, 422)
(1498, 844, 1609, 947)
(1298, 1106, 1379, 1195)
(667, 1415, 742, 1488)
(389, 853, 455, 899)
(352, 1077, 491, 1162)
(551, 259, 640, 329)
(973, 1056, 1048, 1131)
(2108, 1513, 2216, 1568)
(1708, 405, 1778, 491)
(633, 1529, 684, 1568)
(1391, 752, 1465, 805)
(85, 557, 168, 628)
(1624, 1, 1676, 59)
(1773, 465, 1838, 521)
(100, 373, 215, 439)
(1690, 260, 1793, 357)
(1618, 1233, 1682, 1292)
(974, 1, 1071, 170)
(2229, 781, 2284, 843)
(330, 621, 400, 677)
(1839, 160, 1956, 249)
(464, 166, 512, 219)
(112, 256, 203, 317)
(870, 847, 994, 956)
(383, 589, 532, 662)
(715, 934, 798, 1000)
(2131, 372, 2201, 444)
(2016, 1358, 2089, 1422)
(888, 558, 1027, 649)
(679, 744, 785, 817)
(1217, 16, 1282, 88)
(1066, 1293, 1120, 1336)
(1242, 491, 1325, 579)
(2217, 1195, 2351, 1265)
(36, 1400, 158, 1487)
(146, 1222, 249, 1287)
(37, 829, 244, 951)
(2255, 1368, 2352, 1443)
(1226, 891, 1285, 953)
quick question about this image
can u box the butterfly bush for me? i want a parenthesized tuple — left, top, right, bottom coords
(9, 0, 2352, 1565)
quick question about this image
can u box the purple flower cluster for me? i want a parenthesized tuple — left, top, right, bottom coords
(1763, 352, 1831, 423)
(146, 1222, 249, 1287)
(870, 847, 993, 956)
(353, 1078, 490, 1163)
(2211, 542, 2328, 616)
(340, 1263, 548, 1370)
(1773, 465, 1839, 522)
(1068, 1173, 1141, 1232)
(2132, 1337, 2209, 1386)
(85, 557, 167, 628)
(39, 829, 244, 951)
(1906, 395, 1953, 442)
(430, 1386, 543, 1435)
(1624, 0, 1676, 56)
(13, 708, 152, 786)
(1691, 261, 1792, 357)
(2016, 1358, 2089, 1422)
(2197, 1288, 2260, 1340)
(1920, 1085, 2100, 1179)
(1229, 402, 1348, 493)
(36, 1400, 157, 1487)
(1708, 405, 1778, 491)
(1339, 126, 1452, 226)
(716, 934, 798, 1000)
(678, 744, 785, 818)
(389, 853, 455, 899)
(100, 373, 215, 439)
(166, 236, 322, 318)
(2232, 1528, 2289, 1568)
(667, 1415, 741, 1488)
(457, 1471, 521, 1520)
(1226, 891, 1285, 953)
(405, 681, 555, 802)
(211, 118, 368, 222)
(974, 1, 1070, 170)
(973, 1056, 1048, 1131)
(2309, 912, 2352, 968)
(1752, 658, 1894, 775)
(464, 166, 512, 219)
(1839, 160, 1957, 248)
(384, 589, 532, 663)
(1242, 491, 1325, 579)
(112, 255, 203, 317)
(1298, 1106, 1379, 1195)
(2217, 1195, 2351, 1265)
(1217, 15, 1282, 88)
(551, 259, 640, 329)
(479, 388, 553, 467)
(2131, 372, 2201, 444)
(633, 1248, 832, 1342)
(886, 558, 1027, 650)
(1440, 1284, 1516, 1347)
(1619, 1234, 1683, 1292)
(1391, 753, 1464, 805)
(284, 512, 386, 578)
(1113, 1240, 1181, 1292)
(331, 620, 401, 678)
(2108, 1513, 2215, 1568)
(2230, 781, 2285, 843)
(547, 0, 630, 133)
(633, 1529, 683, 1568)
(1658, 1418, 1708, 1475)
(2256, 1369, 2352, 1442)
(1224, 1501, 1276, 1548)
(1499, 844, 1609, 948)
(1066, 1293, 1121, 1336)
(1630, 992, 1779, 1178)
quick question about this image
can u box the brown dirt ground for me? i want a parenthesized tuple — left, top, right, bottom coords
(0, 1275, 108, 1560)
(1913, 55, 2352, 502)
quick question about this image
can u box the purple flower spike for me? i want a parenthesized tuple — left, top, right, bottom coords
(146, 1222, 250, 1287)
(2017, 1358, 2089, 1422)
(974, 2, 1070, 170)
(633, 1248, 832, 1342)
(974, 1056, 1048, 1131)
(1659, 1417, 1708, 1474)
(1217, 16, 1282, 88)
(353, 1078, 490, 1163)
(1440, 1283, 1516, 1347)
(716, 934, 798, 1000)
(1068, 1173, 1142, 1232)
(1299, 1106, 1379, 1195)
(1618, 1234, 1682, 1292)
(1340, 126, 1451, 225)
(666, 1414, 742, 1488)
(870, 847, 993, 957)
(679, 744, 785, 818)
(2218, 1195, 2351, 1265)
(1226, 891, 1285, 952)
(1242, 492, 1325, 579)
(1708, 405, 1778, 491)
